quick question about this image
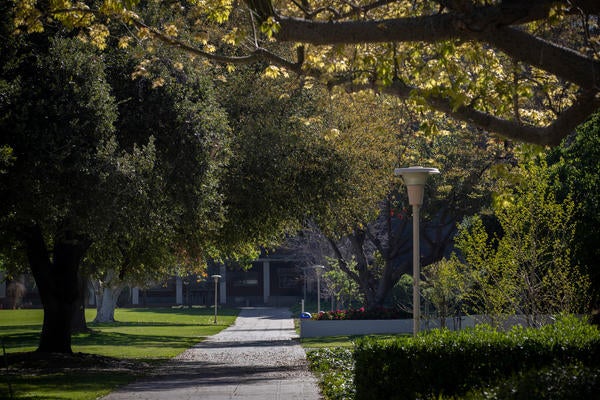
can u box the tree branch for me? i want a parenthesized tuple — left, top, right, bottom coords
(275, 14, 459, 44)
(325, 236, 361, 283)
(48, 3, 600, 145)
(275, 13, 600, 91)
(380, 82, 600, 145)
(481, 27, 600, 90)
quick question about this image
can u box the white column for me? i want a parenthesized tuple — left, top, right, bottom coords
(219, 264, 227, 304)
(176, 276, 183, 305)
(263, 261, 270, 304)
(132, 287, 139, 305)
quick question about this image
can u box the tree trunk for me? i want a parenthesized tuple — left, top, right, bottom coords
(24, 225, 88, 353)
(94, 285, 124, 323)
(71, 273, 90, 334)
(91, 269, 124, 323)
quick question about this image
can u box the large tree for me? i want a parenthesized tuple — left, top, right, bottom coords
(84, 38, 231, 323)
(0, 9, 232, 352)
(13, 0, 600, 146)
(0, 31, 118, 352)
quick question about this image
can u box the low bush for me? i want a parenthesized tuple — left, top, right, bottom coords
(464, 362, 600, 400)
(314, 306, 411, 320)
(354, 315, 600, 400)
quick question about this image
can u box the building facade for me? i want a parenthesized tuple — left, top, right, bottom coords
(1, 252, 308, 309)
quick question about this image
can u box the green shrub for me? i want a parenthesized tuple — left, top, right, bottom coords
(354, 316, 600, 400)
(464, 362, 600, 400)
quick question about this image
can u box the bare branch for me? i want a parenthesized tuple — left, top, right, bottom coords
(376, 81, 600, 146)
(481, 27, 600, 90)
(325, 236, 361, 282)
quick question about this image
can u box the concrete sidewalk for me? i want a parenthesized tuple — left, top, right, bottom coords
(101, 308, 322, 400)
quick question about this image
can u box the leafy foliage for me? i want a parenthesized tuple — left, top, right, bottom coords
(0, 32, 117, 268)
(294, 114, 509, 309)
(216, 70, 399, 252)
(322, 257, 364, 309)
(11, 1, 600, 145)
(453, 160, 590, 324)
(548, 112, 600, 305)
(422, 254, 467, 325)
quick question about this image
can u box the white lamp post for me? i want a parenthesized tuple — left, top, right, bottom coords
(211, 274, 222, 324)
(395, 166, 439, 336)
(312, 265, 325, 313)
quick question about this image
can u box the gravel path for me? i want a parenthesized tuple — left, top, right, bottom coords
(101, 307, 322, 400)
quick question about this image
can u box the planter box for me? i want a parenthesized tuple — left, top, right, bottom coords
(300, 315, 562, 338)
(300, 319, 413, 338)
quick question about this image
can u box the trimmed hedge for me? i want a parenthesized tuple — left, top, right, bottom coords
(354, 316, 600, 400)
(466, 362, 600, 400)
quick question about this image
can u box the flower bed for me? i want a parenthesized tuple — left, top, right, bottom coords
(313, 307, 411, 320)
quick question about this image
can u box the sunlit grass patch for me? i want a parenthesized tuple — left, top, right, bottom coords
(0, 307, 239, 399)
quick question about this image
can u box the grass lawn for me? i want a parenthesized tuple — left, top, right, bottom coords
(0, 306, 238, 400)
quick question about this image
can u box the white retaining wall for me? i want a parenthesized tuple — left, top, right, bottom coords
(300, 315, 559, 338)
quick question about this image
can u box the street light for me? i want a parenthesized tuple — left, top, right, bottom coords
(183, 278, 190, 308)
(211, 274, 222, 324)
(312, 265, 325, 313)
(395, 166, 439, 336)
(301, 267, 309, 313)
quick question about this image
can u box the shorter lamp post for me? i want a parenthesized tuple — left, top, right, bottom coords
(395, 166, 439, 336)
(183, 278, 190, 308)
(301, 267, 309, 311)
(211, 274, 222, 324)
(312, 265, 325, 313)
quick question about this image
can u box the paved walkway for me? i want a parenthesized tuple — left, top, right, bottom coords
(101, 308, 322, 400)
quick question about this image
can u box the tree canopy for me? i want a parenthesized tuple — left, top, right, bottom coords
(11, 0, 600, 146)
(0, 4, 232, 351)
(1, 1, 423, 351)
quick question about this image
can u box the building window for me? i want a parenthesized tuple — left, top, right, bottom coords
(233, 272, 259, 287)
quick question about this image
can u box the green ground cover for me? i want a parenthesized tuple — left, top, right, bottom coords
(301, 333, 401, 400)
(0, 307, 238, 400)
(301, 334, 399, 349)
